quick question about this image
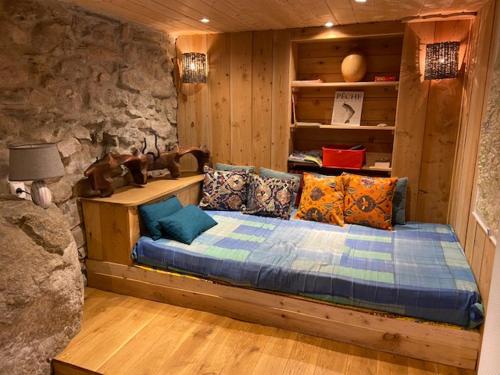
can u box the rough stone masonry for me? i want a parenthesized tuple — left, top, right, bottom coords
(0, 0, 179, 279)
(0, 197, 84, 375)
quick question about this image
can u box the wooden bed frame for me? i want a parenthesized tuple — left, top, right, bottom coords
(81, 175, 481, 370)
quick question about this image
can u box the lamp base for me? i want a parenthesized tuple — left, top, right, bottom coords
(31, 180, 53, 209)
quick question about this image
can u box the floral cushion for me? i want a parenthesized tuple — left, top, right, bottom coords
(243, 174, 298, 219)
(199, 166, 249, 211)
(295, 173, 345, 226)
(342, 173, 398, 230)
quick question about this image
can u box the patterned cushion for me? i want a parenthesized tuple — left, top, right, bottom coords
(215, 162, 255, 173)
(259, 167, 301, 207)
(295, 173, 345, 226)
(342, 173, 398, 230)
(243, 174, 298, 219)
(199, 166, 249, 211)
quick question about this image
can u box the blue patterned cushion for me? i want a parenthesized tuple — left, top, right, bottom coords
(243, 174, 299, 219)
(199, 166, 249, 211)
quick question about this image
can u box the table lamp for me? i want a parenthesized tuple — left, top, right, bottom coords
(8, 143, 65, 209)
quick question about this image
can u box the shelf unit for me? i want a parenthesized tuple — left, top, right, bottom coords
(288, 161, 392, 173)
(291, 81, 399, 88)
(288, 33, 404, 176)
(292, 124, 396, 131)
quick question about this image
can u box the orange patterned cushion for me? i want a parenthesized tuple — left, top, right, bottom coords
(342, 174, 398, 230)
(295, 173, 344, 226)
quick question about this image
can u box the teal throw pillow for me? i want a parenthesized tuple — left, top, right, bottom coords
(392, 177, 408, 225)
(139, 196, 182, 240)
(159, 205, 217, 244)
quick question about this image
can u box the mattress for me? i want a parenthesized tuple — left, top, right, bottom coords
(132, 210, 484, 327)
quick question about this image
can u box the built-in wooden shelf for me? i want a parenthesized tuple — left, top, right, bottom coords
(292, 124, 395, 131)
(288, 160, 392, 173)
(291, 81, 399, 88)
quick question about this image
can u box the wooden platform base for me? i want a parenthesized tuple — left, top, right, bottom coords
(86, 259, 480, 370)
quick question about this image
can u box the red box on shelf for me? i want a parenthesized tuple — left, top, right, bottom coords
(322, 145, 366, 169)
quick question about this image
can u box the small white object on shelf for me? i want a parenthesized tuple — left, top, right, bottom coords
(291, 79, 323, 85)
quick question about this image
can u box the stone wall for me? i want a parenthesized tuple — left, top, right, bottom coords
(0, 0, 178, 278)
(476, 23, 500, 234)
(0, 197, 83, 375)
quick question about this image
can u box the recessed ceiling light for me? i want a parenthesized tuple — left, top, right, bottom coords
(325, 21, 334, 27)
(200, 18, 210, 23)
(354, 0, 367, 3)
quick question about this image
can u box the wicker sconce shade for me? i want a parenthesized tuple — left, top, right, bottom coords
(424, 41, 460, 80)
(182, 52, 207, 83)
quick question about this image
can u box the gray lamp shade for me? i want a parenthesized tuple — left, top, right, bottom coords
(8, 143, 65, 181)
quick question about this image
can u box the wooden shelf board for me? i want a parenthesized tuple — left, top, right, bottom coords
(79, 174, 204, 206)
(291, 81, 398, 88)
(292, 124, 395, 131)
(288, 161, 392, 173)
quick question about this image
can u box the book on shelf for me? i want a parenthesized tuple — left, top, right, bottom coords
(374, 75, 397, 82)
(295, 121, 322, 127)
(331, 91, 364, 126)
(288, 151, 323, 167)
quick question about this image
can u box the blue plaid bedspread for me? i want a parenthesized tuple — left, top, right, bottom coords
(132, 211, 483, 327)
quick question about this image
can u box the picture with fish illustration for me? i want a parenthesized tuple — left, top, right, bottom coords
(331, 91, 364, 126)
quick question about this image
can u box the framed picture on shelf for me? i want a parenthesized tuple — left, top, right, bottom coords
(331, 91, 364, 126)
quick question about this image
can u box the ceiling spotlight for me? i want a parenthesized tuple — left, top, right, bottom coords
(325, 21, 334, 27)
(200, 18, 210, 23)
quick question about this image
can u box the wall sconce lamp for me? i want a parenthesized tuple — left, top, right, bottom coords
(181, 52, 207, 83)
(424, 41, 460, 80)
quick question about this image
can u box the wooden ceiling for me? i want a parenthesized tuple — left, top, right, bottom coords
(65, 0, 488, 35)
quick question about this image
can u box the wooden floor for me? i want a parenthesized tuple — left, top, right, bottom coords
(54, 288, 475, 375)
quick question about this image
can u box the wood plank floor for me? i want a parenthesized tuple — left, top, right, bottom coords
(54, 288, 475, 375)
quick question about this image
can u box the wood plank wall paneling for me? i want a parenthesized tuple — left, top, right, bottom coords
(447, 0, 498, 309)
(229, 32, 254, 165)
(207, 33, 231, 164)
(391, 23, 433, 221)
(393, 20, 471, 223)
(448, 0, 497, 243)
(176, 34, 211, 170)
(251, 31, 273, 168)
(271, 30, 292, 171)
(177, 31, 291, 171)
(416, 21, 472, 223)
(464, 214, 497, 308)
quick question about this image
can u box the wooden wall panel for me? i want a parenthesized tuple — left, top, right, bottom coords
(207, 33, 232, 164)
(251, 31, 274, 168)
(230, 32, 254, 165)
(177, 30, 292, 171)
(465, 214, 497, 309)
(392, 23, 434, 221)
(448, 1, 496, 242)
(271, 30, 292, 171)
(416, 20, 471, 223)
(176, 34, 211, 170)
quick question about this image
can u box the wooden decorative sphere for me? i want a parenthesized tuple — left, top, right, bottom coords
(341, 53, 368, 82)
